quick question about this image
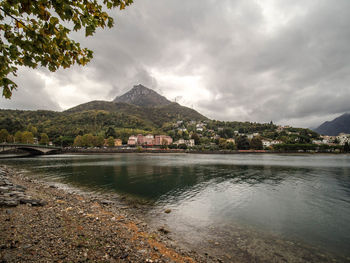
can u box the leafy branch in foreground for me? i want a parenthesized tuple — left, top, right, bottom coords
(0, 0, 133, 98)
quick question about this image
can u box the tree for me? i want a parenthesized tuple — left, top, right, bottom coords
(39, 133, 49, 145)
(236, 136, 250, 150)
(250, 137, 263, 150)
(0, 129, 9, 142)
(73, 135, 83, 147)
(105, 127, 117, 138)
(0, 0, 133, 98)
(82, 133, 94, 147)
(107, 136, 115, 147)
(191, 133, 200, 145)
(344, 142, 350, 153)
(21, 131, 34, 144)
(94, 135, 105, 147)
(218, 138, 227, 149)
(14, 131, 22, 143)
(27, 124, 37, 136)
(54, 136, 74, 147)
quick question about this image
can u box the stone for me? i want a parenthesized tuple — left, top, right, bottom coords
(164, 209, 172, 214)
(120, 253, 129, 259)
(100, 199, 114, 205)
(158, 226, 170, 234)
(2, 200, 18, 207)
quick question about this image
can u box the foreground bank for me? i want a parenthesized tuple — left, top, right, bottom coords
(0, 165, 210, 263)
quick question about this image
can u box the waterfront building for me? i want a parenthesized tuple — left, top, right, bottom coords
(145, 134, 154, 145)
(128, 135, 137, 145)
(174, 139, 195, 147)
(155, 135, 173, 145)
(114, 139, 122, 146)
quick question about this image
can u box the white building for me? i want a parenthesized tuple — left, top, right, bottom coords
(174, 139, 195, 147)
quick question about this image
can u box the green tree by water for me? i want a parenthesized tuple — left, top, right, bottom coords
(14, 131, 22, 143)
(250, 137, 263, 150)
(21, 131, 34, 144)
(236, 136, 250, 150)
(81, 134, 94, 147)
(39, 133, 49, 145)
(344, 142, 350, 152)
(73, 135, 83, 147)
(94, 135, 105, 147)
(107, 136, 115, 147)
(0, 129, 9, 142)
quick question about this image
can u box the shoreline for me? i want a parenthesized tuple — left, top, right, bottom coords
(1, 164, 349, 263)
(62, 148, 347, 155)
(0, 165, 211, 263)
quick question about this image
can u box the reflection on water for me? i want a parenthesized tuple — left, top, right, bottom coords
(1, 153, 350, 258)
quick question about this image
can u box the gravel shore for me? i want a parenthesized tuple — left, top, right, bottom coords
(0, 165, 211, 263)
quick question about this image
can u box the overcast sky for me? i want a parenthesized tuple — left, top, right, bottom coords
(1, 0, 350, 128)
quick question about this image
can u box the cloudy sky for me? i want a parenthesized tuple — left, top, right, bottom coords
(1, 0, 350, 128)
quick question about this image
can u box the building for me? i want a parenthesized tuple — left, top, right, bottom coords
(144, 134, 154, 145)
(174, 139, 195, 147)
(128, 135, 137, 145)
(114, 139, 122, 146)
(227, 138, 235, 144)
(137, 134, 145, 145)
(128, 134, 173, 146)
(262, 140, 283, 148)
(155, 135, 173, 145)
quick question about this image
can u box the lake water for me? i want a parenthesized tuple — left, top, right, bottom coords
(1, 153, 350, 261)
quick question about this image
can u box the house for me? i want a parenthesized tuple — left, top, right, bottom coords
(227, 138, 235, 144)
(155, 135, 173, 145)
(262, 140, 283, 148)
(137, 134, 145, 145)
(144, 134, 154, 145)
(114, 139, 122, 146)
(174, 139, 195, 147)
(128, 135, 137, 145)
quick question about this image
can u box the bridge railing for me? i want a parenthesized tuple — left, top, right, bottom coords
(0, 143, 61, 149)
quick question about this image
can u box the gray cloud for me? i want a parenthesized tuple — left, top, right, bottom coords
(0, 68, 61, 111)
(2, 0, 350, 128)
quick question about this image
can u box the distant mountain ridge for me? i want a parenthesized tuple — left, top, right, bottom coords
(314, 113, 350, 136)
(113, 84, 171, 107)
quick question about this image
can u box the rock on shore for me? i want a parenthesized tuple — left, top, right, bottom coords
(0, 166, 210, 263)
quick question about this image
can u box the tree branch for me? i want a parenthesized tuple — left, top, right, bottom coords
(0, 6, 28, 29)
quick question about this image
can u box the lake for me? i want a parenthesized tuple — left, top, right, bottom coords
(1, 153, 350, 261)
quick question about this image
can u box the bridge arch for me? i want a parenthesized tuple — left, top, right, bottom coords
(0, 144, 61, 155)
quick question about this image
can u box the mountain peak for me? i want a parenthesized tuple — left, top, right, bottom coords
(113, 84, 172, 107)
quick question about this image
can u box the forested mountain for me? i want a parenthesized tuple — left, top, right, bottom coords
(314, 113, 350, 136)
(0, 85, 207, 141)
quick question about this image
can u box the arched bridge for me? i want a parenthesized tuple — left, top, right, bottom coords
(0, 143, 62, 155)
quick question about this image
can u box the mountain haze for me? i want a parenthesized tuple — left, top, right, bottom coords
(314, 113, 350, 136)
